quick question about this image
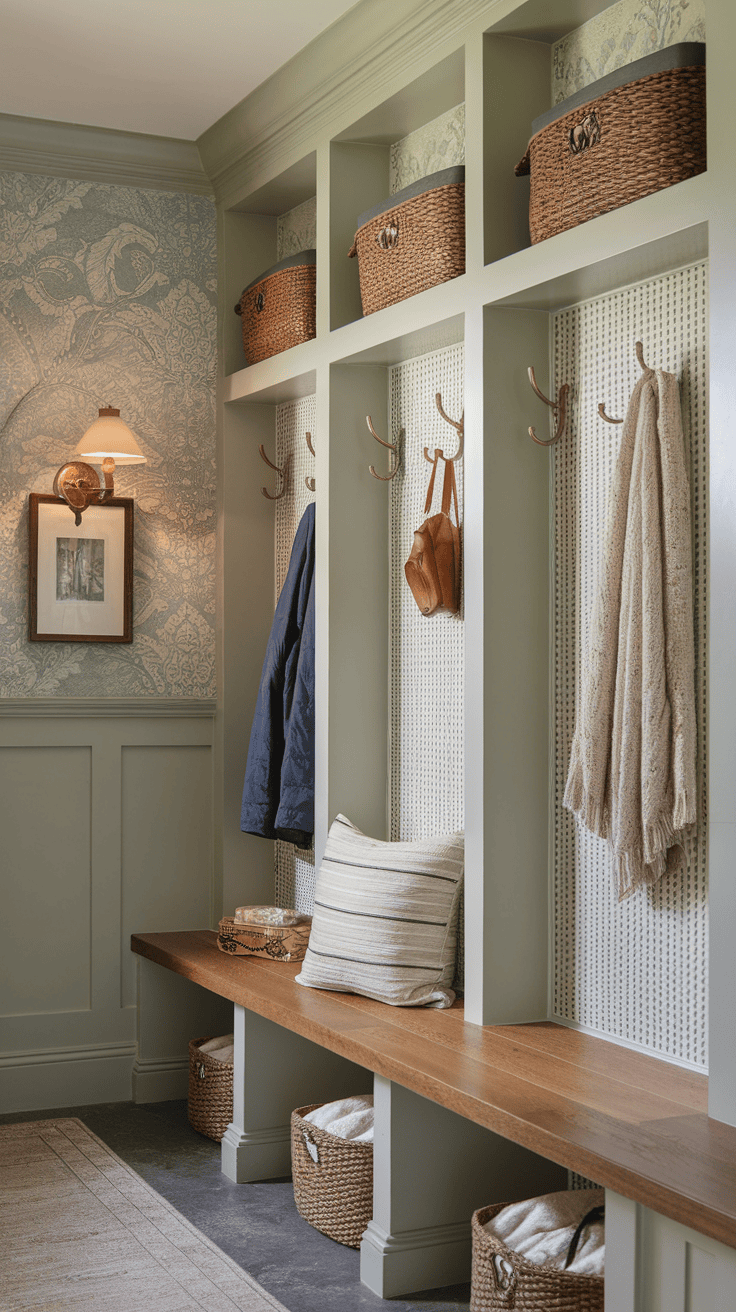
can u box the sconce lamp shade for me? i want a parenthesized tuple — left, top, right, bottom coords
(75, 407, 146, 465)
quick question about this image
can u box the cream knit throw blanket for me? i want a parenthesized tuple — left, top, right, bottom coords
(564, 368, 696, 900)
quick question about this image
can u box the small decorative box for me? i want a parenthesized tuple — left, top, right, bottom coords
(217, 909, 312, 962)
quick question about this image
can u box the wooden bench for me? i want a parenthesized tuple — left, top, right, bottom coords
(132, 929, 736, 1302)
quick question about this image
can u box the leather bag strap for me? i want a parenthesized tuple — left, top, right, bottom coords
(423, 450, 441, 514)
(424, 451, 459, 523)
(440, 456, 459, 524)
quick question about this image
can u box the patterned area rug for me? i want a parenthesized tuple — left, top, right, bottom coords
(0, 1118, 289, 1311)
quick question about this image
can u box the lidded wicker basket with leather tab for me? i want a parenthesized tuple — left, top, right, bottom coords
(291, 1103, 373, 1248)
(470, 1201, 604, 1312)
(234, 250, 316, 365)
(187, 1036, 233, 1143)
(515, 44, 706, 244)
(348, 166, 465, 316)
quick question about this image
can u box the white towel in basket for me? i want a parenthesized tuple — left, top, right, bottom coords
(303, 1095, 374, 1142)
(484, 1188, 605, 1277)
(198, 1035, 234, 1064)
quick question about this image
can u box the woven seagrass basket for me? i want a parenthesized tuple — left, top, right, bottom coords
(234, 250, 316, 365)
(187, 1036, 233, 1143)
(470, 1202, 604, 1312)
(515, 44, 705, 244)
(291, 1103, 373, 1248)
(348, 166, 464, 316)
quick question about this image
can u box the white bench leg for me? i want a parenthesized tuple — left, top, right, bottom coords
(221, 1003, 373, 1182)
(360, 1075, 567, 1298)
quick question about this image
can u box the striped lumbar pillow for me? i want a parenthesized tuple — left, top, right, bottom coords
(295, 814, 464, 1009)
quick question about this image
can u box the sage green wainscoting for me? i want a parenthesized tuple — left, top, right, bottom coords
(0, 700, 228, 1113)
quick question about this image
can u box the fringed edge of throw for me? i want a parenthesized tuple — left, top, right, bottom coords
(562, 777, 608, 842)
(673, 789, 697, 833)
(615, 828, 693, 902)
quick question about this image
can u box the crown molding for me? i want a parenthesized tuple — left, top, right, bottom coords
(0, 697, 217, 719)
(0, 112, 212, 195)
(198, 0, 500, 206)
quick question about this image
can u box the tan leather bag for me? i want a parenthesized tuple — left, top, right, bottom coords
(405, 453, 461, 616)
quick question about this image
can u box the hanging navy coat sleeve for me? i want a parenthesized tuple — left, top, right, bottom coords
(240, 502, 315, 847)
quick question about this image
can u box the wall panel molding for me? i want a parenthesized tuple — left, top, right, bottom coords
(0, 708, 218, 1113)
(0, 698, 216, 719)
(0, 112, 211, 194)
(0, 1041, 136, 1069)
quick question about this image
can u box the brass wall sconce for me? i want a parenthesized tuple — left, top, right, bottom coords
(53, 407, 146, 524)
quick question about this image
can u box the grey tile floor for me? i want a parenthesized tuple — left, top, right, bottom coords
(1, 1100, 471, 1312)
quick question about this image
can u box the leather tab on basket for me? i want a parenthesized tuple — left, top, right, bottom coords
(376, 220, 399, 250)
(569, 112, 601, 155)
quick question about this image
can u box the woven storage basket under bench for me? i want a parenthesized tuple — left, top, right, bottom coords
(291, 1103, 373, 1248)
(188, 1036, 233, 1143)
(234, 249, 316, 365)
(348, 166, 465, 316)
(515, 43, 706, 244)
(470, 1201, 604, 1312)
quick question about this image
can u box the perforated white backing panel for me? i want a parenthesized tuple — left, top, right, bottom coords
(552, 262, 708, 1067)
(389, 344, 465, 990)
(273, 394, 316, 914)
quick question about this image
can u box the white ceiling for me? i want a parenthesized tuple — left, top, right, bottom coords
(0, 0, 360, 140)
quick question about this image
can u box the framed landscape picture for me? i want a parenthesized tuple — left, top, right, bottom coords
(28, 494, 133, 642)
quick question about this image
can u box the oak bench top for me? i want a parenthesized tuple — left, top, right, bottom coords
(131, 928, 736, 1250)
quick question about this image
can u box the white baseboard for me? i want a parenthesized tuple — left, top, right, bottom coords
(360, 1218, 471, 1298)
(0, 1042, 136, 1114)
(220, 1122, 292, 1182)
(132, 1056, 189, 1104)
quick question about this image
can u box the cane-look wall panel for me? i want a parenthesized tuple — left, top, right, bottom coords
(389, 344, 465, 991)
(552, 262, 708, 1067)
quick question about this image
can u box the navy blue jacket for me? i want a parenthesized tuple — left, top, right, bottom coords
(240, 503, 315, 847)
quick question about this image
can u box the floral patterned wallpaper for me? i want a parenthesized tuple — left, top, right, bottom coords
(0, 172, 217, 697)
(552, 0, 705, 103)
(277, 196, 316, 259)
(390, 103, 465, 193)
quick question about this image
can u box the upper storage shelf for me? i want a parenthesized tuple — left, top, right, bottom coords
(329, 49, 465, 333)
(483, 1, 707, 268)
(224, 153, 317, 378)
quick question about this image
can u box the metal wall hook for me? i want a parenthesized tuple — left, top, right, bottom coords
(527, 366, 569, 446)
(258, 445, 287, 500)
(635, 340, 653, 373)
(423, 392, 464, 463)
(597, 341, 654, 425)
(305, 431, 316, 491)
(367, 415, 402, 480)
(597, 403, 623, 425)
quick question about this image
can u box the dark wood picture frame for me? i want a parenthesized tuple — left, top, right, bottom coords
(29, 493, 134, 643)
